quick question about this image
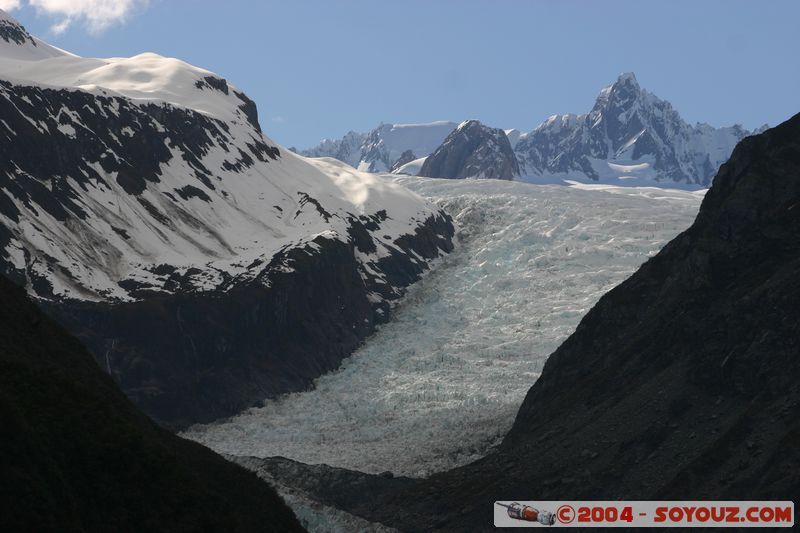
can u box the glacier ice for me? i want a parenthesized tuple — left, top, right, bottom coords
(184, 178, 704, 477)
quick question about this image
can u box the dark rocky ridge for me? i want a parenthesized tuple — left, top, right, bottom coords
(260, 114, 800, 530)
(419, 120, 519, 180)
(0, 275, 304, 532)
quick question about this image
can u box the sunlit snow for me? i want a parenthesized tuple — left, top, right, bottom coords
(185, 178, 704, 477)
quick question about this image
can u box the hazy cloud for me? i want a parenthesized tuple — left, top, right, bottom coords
(2, 0, 148, 34)
(0, 1, 23, 11)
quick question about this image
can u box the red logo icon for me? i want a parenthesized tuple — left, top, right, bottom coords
(557, 504, 576, 524)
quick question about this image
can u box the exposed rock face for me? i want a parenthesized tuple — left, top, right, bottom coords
(390, 149, 417, 172)
(260, 114, 800, 530)
(418, 120, 519, 180)
(0, 10, 36, 46)
(0, 12, 454, 429)
(515, 73, 758, 186)
(0, 276, 304, 533)
(303, 130, 367, 167)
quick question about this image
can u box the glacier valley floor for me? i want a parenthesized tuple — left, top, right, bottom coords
(184, 177, 703, 477)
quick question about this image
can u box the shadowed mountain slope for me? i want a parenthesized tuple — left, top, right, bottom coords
(0, 276, 304, 533)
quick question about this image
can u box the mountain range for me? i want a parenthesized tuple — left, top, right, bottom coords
(303, 73, 764, 187)
(301, 120, 457, 173)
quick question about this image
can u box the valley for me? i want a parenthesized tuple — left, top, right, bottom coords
(2, 4, 797, 531)
(186, 177, 703, 477)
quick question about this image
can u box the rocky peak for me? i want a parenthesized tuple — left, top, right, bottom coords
(390, 149, 417, 172)
(418, 119, 519, 180)
(0, 9, 36, 47)
(515, 73, 752, 186)
(592, 72, 642, 114)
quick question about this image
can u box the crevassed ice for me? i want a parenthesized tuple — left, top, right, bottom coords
(184, 178, 703, 477)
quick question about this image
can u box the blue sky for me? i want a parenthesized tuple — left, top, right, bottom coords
(5, 0, 799, 149)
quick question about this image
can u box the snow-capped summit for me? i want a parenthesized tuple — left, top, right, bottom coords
(515, 72, 754, 186)
(303, 121, 458, 172)
(0, 9, 257, 128)
(0, 8, 65, 60)
(0, 11, 454, 427)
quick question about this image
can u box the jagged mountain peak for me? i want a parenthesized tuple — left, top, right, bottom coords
(455, 118, 483, 132)
(591, 71, 649, 116)
(515, 73, 752, 186)
(611, 71, 640, 91)
(535, 112, 580, 132)
(604, 71, 641, 93)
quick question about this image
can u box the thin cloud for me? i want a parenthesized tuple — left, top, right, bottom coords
(3, 0, 149, 34)
(0, 1, 22, 11)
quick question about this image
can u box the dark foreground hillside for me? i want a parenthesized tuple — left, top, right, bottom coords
(260, 113, 800, 531)
(0, 277, 304, 532)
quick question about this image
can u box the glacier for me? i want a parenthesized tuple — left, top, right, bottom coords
(184, 177, 703, 477)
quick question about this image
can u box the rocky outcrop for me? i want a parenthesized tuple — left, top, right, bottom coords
(0, 275, 304, 532)
(418, 120, 519, 180)
(390, 149, 417, 172)
(0, 10, 36, 46)
(262, 114, 800, 530)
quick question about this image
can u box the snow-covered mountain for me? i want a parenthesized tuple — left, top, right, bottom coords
(303, 73, 757, 187)
(515, 73, 759, 186)
(418, 120, 519, 180)
(0, 10, 454, 428)
(302, 121, 457, 173)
